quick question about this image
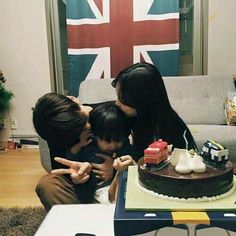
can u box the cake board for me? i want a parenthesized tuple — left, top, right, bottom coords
(114, 170, 236, 236)
(125, 166, 236, 211)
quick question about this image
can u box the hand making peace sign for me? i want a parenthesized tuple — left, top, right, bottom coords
(51, 157, 92, 184)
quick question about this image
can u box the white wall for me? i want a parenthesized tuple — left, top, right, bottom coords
(0, 0, 51, 141)
(208, 0, 236, 75)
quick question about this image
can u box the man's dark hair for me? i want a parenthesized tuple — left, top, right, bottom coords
(33, 93, 88, 149)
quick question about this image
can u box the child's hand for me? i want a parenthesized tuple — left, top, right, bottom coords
(113, 155, 136, 172)
(51, 157, 92, 184)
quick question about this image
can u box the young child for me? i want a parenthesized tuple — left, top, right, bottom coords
(66, 101, 137, 203)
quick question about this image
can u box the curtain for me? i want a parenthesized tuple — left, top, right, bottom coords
(67, 0, 179, 96)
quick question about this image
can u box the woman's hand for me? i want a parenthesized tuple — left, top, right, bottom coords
(91, 154, 114, 186)
(113, 155, 136, 172)
(67, 96, 80, 105)
(67, 95, 92, 115)
(51, 157, 92, 184)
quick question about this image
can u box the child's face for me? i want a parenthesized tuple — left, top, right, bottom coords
(96, 137, 124, 154)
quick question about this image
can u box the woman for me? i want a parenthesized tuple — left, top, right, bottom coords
(112, 62, 197, 160)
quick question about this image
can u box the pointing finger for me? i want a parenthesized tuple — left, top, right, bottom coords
(54, 157, 75, 167)
(54, 157, 83, 168)
(51, 168, 72, 175)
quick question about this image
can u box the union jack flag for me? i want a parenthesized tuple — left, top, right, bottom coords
(67, 0, 179, 96)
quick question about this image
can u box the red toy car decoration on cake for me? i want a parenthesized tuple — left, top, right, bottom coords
(144, 140, 168, 164)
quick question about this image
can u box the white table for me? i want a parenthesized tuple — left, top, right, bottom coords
(35, 203, 234, 236)
(35, 204, 116, 236)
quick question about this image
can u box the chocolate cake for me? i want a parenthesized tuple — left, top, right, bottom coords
(138, 158, 234, 199)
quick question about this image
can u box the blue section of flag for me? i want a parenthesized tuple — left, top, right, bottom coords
(149, 0, 179, 14)
(67, 0, 96, 19)
(68, 54, 97, 96)
(148, 50, 179, 76)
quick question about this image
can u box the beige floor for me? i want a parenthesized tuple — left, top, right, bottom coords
(0, 148, 46, 208)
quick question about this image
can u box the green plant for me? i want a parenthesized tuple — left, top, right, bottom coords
(0, 70, 13, 114)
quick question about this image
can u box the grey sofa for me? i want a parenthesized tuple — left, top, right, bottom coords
(39, 75, 236, 172)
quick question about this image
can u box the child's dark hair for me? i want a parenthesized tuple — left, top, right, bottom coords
(89, 102, 131, 142)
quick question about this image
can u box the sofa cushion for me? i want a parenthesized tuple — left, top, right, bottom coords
(79, 75, 236, 126)
(164, 75, 236, 125)
(79, 79, 116, 104)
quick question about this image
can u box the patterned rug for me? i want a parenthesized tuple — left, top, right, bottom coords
(0, 207, 46, 236)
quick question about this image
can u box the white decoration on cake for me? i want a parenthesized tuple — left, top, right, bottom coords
(183, 130, 188, 150)
(170, 148, 187, 166)
(175, 155, 192, 174)
(171, 148, 206, 174)
(191, 153, 206, 173)
(170, 130, 206, 174)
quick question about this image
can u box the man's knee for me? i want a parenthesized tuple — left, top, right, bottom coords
(36, 174, 55, 197)
(35, 174, 80, 211)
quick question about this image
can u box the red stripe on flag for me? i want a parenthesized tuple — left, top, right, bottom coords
(68, 20, 179, 48)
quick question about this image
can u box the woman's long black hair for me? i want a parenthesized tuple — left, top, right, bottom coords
(112, 62, 197, 157)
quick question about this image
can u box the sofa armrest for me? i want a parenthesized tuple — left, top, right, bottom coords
(38, 136, 51, 172)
